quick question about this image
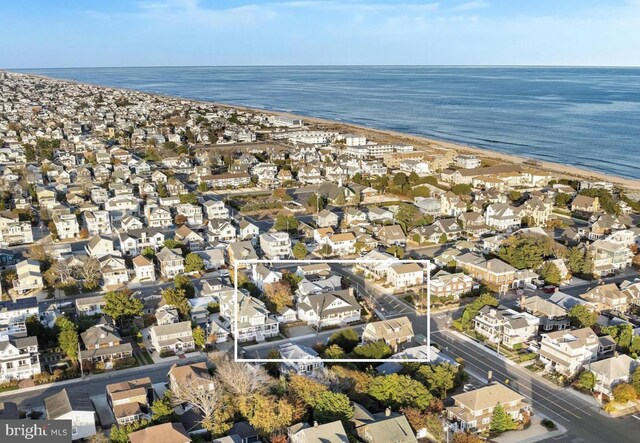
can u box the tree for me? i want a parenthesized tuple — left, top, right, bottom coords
(451, 184, 472, 195)
(613, 383, 637, 403)
(438, 233, 448, 244)
(578, 370, 596, 390)
(386, 245, 405, 259)
(313, 391, 353, 424)
(490, 404, 517, 434)
(392, 172, 409, 190)
(76, 257, 101, 290)
(179, 193, 198, 205)
(141, 247, 156, 259)
(508, 190, 522, 202)
(25, 243, 50, 263)
(274, 215, 299, 232)
(555, 193, 572, 208)
(161, 288, 190, 316)
(103, 291, 144, 326)
(163, 239, 183, 249)
(352, 341, 393, 359)
(185, 253, 204, 273)
(288, 374, 328, 407)
(211, 354, 271, 413)
(247, 394, 294, 437)
(497, 235, 560, 270)
(318, 244, 332, 256)
(538, 261, 562, 285)
(458, 293, 499, 329)
(602, 323, 634, 351)
(292, 242, 308, 259)
(264, 281, 293, 311)
(171, 375, 223, 428)
(175, 214, 188, 226)
(334, 190, 346, 206)
(174, 274, 195, 298)
(306, 194, 326, 212)
(416, 363, 458, 399)
(322, 344, 346, 359)
(328, 329, 360, 353)
(452, 432, 484, 443)
(59, 328, 79, 362)
(631, 367, 640, 393)
(193, 326, 206, 349)
(395, 203, 429, 232)
(567, 304, 597, 328)
(151, 393, 175, 424)
(368, 374, 433, 410)
(88, 431, 110, 443)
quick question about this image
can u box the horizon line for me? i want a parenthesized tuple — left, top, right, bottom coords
(6, 63, 640, 70)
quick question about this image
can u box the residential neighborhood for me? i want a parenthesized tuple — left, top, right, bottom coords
(0, 71, 639, 443)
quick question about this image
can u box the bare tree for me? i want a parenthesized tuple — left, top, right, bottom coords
(25, 244, 50, 262)
(171, 377, 222, 426)
(74, 257, 101, 288)
(210, 354, 272, 400)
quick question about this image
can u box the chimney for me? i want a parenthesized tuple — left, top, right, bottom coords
(385, 407, 391, 417)
(519, 293, 526, 309)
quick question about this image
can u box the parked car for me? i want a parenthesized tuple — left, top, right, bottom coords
(543, 285, 558, 294)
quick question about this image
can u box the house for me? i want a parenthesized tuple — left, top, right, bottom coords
(0, 332, 41, 382)
(99, 255, 129, 287)
(53, 213, 80, 239)
(589, 354, 639, 396)
(455, 253, 516, 293)
(118, 228, 165, 256)
(259, 232, 291, 260)
(386, 263, 424, 289)
(86, 234, 115, 258)
(84, 210, 112, 236)
(314, 209, 339, 228)
(590, 239, 634, 278)
(327, 232, 357, 255)
(0, 297, 39, 333)
(485, 203, 522, 231)
(13, 259, 44, 294)
(580, 283, 628, 313)
(538, 327, 604, 376)
(176, 203, 204, 226)
(155, 305, 180, 326)
(344, 207, 368, 226)
(129, 422, 191, 443)
(429, 271, 474, 300)
(278, 342, 324, 375)
(145, 205, 172, 228)
(228, 241, 258, 267)
(76, 295, 106, 316)
(237, 219, 260, 240)
(288, 420, 349, 443)
(0, 213, 34, 246)
(376, 225, 406, 246)
(571, 195, 600, 213)
(79, 322, 133, 363)
(362, 316, 414, 352)
(133, 255, 156, 281)
(156, 247, 185, 278)
(352, 403, 418, 443)
(203, 200, 229, 220)
(175, 225, 206, 251)
(168, 362, 214, 391)
(297, 289, 361, 328)
(120, 215, 144, 232)
(199, 172, 251, 189)
(376, 345, 459, 375)
(223, 293, 279, 343)
(446, 383, 527, 432)
(149, 321, 195, 354)
(251, 263, 282, 291)
(195, 248, 226, 270)
(367, 207, 394, 223)
(45, 389, 96, 440)
(207, 219, 236, 243)
(106, 377, 153, 425)
(474, 306, 540, 349)
(519, 295, 569, 332)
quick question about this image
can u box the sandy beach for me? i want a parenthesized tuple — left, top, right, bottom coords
(16, 71, 640, 191)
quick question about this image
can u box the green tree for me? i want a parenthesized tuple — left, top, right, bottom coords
(157, 182, 169, 198)
(490, 404, 517, 434)
(508, 190, 522, 202)
(602, 323, 634, 351)
(328, 329, 360, 353)
(555, 193, 572, 208)
(313, 391, 354, 425)
(395, 203, 431, 232)
(248, 394, 294, 437)
(416, 363, 458, 399)
(459, 293, 499, 329)
(185, 253, 204, 273)
(306, 194, 326, 212)
(352, 341, 393, 359)
(613, 383, 637, 402)
(163, 239, 183, 249)
(539, 262, 562, 285)
(322, 344, 346, 359)
(497, 235, 560, 270)
(174, 274, 195, 298)
(141, 247, 156, 259)
(386, 245, 405, 259)
(178, 193, 198, 205)
(151, 393, 176, 424)
(161, 288, 190, 316)
(318, 244, 332, 256)
(567, 304, 597, 328)
(578, 371, 596, 390)
(292, 242, 308, 259)
(392, 172, 409, 191)
(274, 215, 299, 232)
(631, 367, 640, 393)
(368, 374, 433, 410)
(102, 291, 143, 327)
(451, 184, 472, 195)
(438, 233, 448, 244)
(193, 325, 206, 349)
(59, 328, 79, 362)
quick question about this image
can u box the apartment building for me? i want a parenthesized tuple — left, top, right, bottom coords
(53, 213, 80, 239)
(429, 271, 475, 300)
(259, 232, 291, 260)
(455, 253, 516, 293)
(0, 331, 41, 382)
(84, 210, 112, 236)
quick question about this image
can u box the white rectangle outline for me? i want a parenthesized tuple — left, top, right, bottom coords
(233, 258, 431, 363)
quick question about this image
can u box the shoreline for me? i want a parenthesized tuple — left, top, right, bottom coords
(9, 70, 640, 191)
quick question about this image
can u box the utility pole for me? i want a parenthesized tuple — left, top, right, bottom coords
(78, 342, 84, 379)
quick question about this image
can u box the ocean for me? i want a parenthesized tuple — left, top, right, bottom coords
(16, 66, 640, 180)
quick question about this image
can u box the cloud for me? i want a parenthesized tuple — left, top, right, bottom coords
(450, 1, 488, 12)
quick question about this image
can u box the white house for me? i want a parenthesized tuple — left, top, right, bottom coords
(45, 389, 96, 440)
(386, 263, 424, 289)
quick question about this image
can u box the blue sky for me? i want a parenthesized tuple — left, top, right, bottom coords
(2, 0, 640, 67)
